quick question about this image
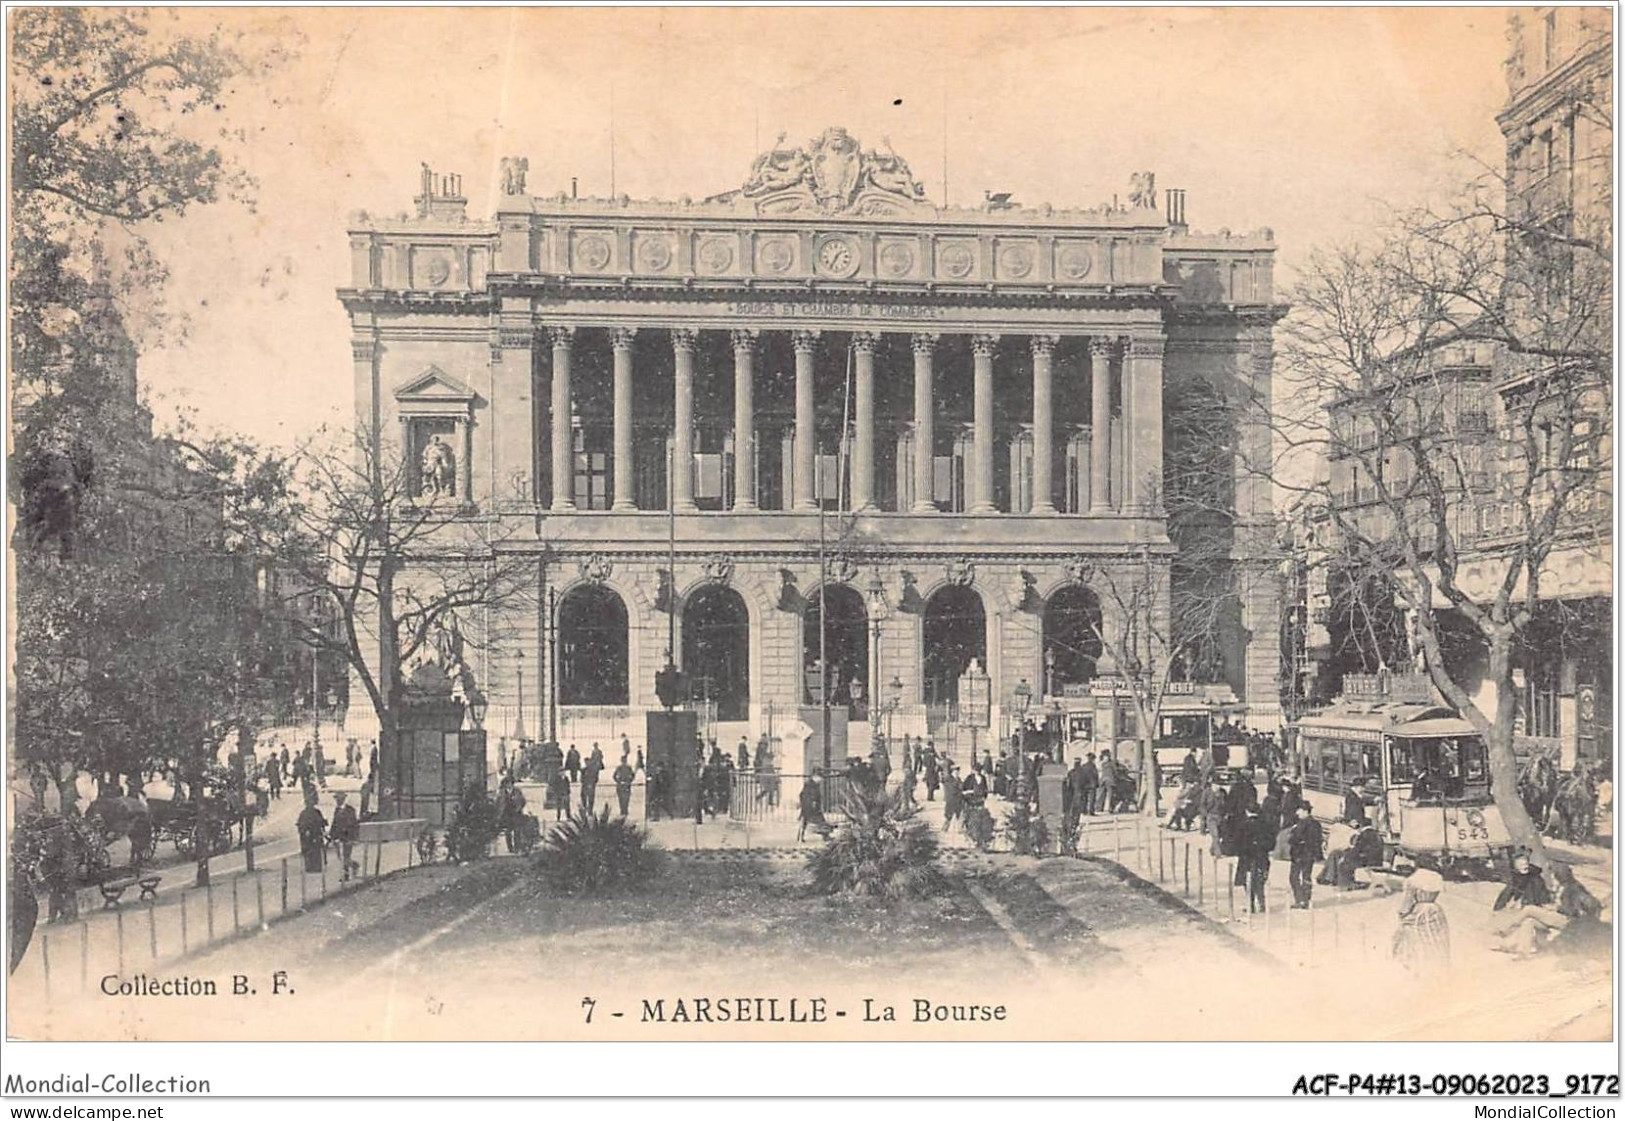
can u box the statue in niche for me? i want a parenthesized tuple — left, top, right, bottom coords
(421, 433, 456, 499)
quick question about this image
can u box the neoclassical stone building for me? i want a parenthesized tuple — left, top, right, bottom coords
(341, 130, 1284, 757)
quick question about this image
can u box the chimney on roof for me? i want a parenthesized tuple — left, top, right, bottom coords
(414, 163, 467, 221)
(1165, 188, 1187, 230)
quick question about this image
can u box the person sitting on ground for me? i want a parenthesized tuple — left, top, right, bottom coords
(1549, 862, 1609, 957)
(1318, 819, 1384, 889)
(1492, 848, 1560, 955)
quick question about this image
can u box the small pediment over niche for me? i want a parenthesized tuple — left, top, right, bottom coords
(395, 366, 475, 403)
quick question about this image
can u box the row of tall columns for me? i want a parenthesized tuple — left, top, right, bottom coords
(538, 326, 1161, 515)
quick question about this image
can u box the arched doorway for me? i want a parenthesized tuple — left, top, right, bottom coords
(922, 586, 987, 707)
(682, 585, 750, 722)
(1043, 585, 1103, 693)
(557, 584, 629, 704)
(803, 584, 869, 718)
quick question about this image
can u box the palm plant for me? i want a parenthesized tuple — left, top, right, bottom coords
(808, 785, 941, 899)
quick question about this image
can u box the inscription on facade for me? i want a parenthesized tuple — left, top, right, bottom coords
(728, 300, 945, 321)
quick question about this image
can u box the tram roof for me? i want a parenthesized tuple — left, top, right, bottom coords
(1294, 702, 1468, 736)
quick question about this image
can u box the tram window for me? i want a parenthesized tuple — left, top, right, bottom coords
(1301, 740, 1321, 781)
(1341, 743, 1368, 784)
(1463, 740, 1488, 782)
(1389, 739, 1415, 782)
(1319, 743, 1342, 791)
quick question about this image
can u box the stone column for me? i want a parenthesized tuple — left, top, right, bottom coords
(1030, 334, 1058, 516)
(671, 328, 697, 512)
(1088, 337, 1113, 513)
(792, 330, 818, 510)
(1128, 333, 1165, 515)
(731, 329, 758, 511)
(910, 333, 938, 513)
(971, 334, 998, 513)
(548, 326, 575, 511)
(852, 332, 877, 510)
(611, 327, 637, 511)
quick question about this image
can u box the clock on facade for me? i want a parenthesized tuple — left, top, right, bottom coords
(816, 237, 859, 278)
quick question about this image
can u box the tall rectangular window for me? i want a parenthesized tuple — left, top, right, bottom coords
(573, 428, 611, 510)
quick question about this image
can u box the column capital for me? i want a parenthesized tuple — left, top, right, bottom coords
(1126, 334, 1166, 360)
(791, 329, 821, 354)
(910, 332, 939, 356)
(850, 331, 879, 354)
(730, 328, 760, 353)
(546, 325, 575, 349)
(1088, 336, 1116, 359)
(670, 327, 698, 353)
(1028, 333, 1059, 358)
(971, 333, 1001, 357)
(610, 326, 638, 350)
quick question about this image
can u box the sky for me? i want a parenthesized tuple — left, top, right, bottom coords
(124, 6, 1516, 448)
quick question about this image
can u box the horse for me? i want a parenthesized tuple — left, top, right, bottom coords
(1551, 771, 1598, 845)
(1519, 754, 1560, 830)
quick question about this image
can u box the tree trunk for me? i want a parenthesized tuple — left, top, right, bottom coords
(1486, 642, 1549, 873)
(54, 773, 80, 818)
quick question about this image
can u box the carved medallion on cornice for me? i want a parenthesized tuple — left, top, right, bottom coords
(945, 557, 976, 587)
(1064, 556, 1095, 586)
(827, 553, 859, 584)
(578, 554, 614, 584)
(700, 553, 735, 585)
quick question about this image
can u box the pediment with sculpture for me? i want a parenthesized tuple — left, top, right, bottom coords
(712, 127, 932, 218)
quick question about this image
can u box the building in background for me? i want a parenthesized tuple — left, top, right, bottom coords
(340, 130, 1285, 761)
(1306, 8, 1611, 770)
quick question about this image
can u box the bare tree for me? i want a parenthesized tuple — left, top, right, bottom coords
(1274, 165, 1611, 866)
(242, 429, 537, 818)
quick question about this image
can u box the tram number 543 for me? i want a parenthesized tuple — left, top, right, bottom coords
(1456, 825, 1491, 842)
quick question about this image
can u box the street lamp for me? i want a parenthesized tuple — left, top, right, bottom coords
(1013, 677, 1032, 754)
(867, 570, 890, 744)
(513, 650, 528, 742)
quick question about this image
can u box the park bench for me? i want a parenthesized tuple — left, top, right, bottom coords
(95, 871, 163, 909)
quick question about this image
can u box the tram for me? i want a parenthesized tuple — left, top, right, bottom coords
(1293, 686, 1512, 870)
(1151, 692, 1251, 786)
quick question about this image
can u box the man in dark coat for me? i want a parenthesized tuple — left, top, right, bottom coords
(1078, 753, 1100, 817)
(1342, 783, 1368, 826)
(564, 744, 582, 784)
(613, 754, 637, 818)
(1095, 752, 1117, 814)
(1287, 803, 1324, 908)
(1181, 748, 1200, 786)
(923, 751, 940, 801)
(330, 792, 360, 880)
(1241, 807, 1274, 913)
(797, 774, 825, 843)
(961, 763, 989, 807)
(581, 746, 604, 813)
(548, 768, 571, 821)
(296, 795, 328, 873)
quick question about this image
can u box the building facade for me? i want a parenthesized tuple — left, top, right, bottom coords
(341, 130, 1283, 757)
(1302, 9, 1612, 769)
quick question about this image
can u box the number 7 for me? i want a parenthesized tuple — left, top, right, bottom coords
(581, 997, 596, 1024)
